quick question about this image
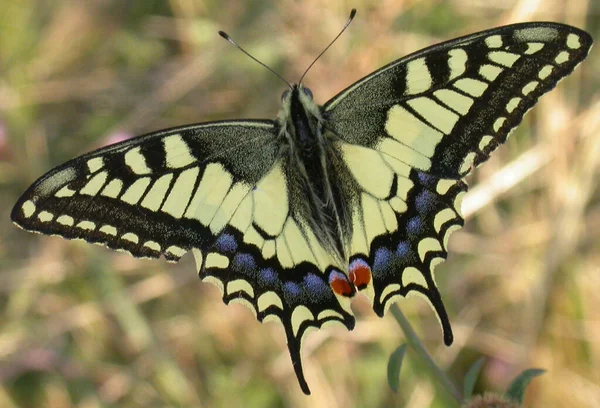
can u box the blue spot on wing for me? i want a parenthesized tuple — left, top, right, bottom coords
(372, 247, 393, 276)
(406, 216, 423, 235)
(283, 281, 303, 304)
(417, 171, 437, 187)
(396, 241, 410, 258)
(232, 253, 256, 275)
(258, 268, 279, 288)
(214, 233, 238, 253)
(415, 190, 437, 214)
(303, 273, 330, 303)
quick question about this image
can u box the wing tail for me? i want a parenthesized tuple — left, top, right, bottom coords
(200, 225, 356, 394)
(346, 164, 466, 345)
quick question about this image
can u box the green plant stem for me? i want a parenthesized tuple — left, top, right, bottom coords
(389, 304, 462, 403)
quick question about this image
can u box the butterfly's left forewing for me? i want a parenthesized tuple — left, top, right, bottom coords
(325, 22, 592, 343)
(326, 23, 592, 178)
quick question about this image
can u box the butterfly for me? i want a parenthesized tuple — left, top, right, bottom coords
(11, 10, 592, 394)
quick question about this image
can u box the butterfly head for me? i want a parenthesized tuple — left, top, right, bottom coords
(280, 84, 313, 102)
(277, 84, 324, 147)
(279, 84, 316, 112)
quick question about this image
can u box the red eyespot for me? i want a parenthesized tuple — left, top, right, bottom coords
(329, 270, 355, 297)
(349, 259, 371, 290)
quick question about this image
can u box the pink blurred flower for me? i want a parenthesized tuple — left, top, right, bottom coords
(101, 130, 133, 147)
(0, 120, 8, 161)
(485, 357, 513, 386)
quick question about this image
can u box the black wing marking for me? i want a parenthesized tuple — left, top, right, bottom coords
(324, 23, 591, 345)
(337, 140, 465, 344)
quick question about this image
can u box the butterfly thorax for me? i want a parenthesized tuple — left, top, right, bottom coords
(277, 85, 351, 263)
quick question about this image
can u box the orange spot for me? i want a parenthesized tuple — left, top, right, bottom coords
(349, 261, 371, 290)
(330, 276, 354, 297)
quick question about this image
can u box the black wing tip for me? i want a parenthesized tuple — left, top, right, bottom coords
(553, 22, 594, 49)
(296, 367, 311, 395)
(287, 334, 312, 395)
(579, 29, 594, 49)
(431, 297, 454, 347)
(218, 30, 229, 40)
(10, 195, 34, 227)
(444, 329, 454, 346)
(10, 203, 22, 224)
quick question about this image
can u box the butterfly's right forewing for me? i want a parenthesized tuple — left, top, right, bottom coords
(11, 121, 280, 261)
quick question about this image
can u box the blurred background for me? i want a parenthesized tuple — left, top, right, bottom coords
(1, 0, 599, 407)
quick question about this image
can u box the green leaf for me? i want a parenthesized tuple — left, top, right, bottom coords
(463, 357, 486, 400)
(387, 344, 408, 393)
(505, 368, 546, 403)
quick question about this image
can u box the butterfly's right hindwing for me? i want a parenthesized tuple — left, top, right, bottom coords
(11, 121, 279, 261)
(11, 122, 357, 394)
(197, 158, 357, 394)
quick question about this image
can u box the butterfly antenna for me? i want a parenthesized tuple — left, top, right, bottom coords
(298, 9, 356, 84)
(218, 31, 293, 89)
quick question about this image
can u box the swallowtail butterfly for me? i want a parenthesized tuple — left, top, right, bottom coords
(11, 10, 592, 394)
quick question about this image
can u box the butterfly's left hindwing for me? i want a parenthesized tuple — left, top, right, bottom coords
(339, 143, 467, 344)
(325, 23, 592, 343)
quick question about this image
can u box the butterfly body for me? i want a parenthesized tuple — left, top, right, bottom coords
(280, 84, 354, 264)
(12, 21, 592, 394)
